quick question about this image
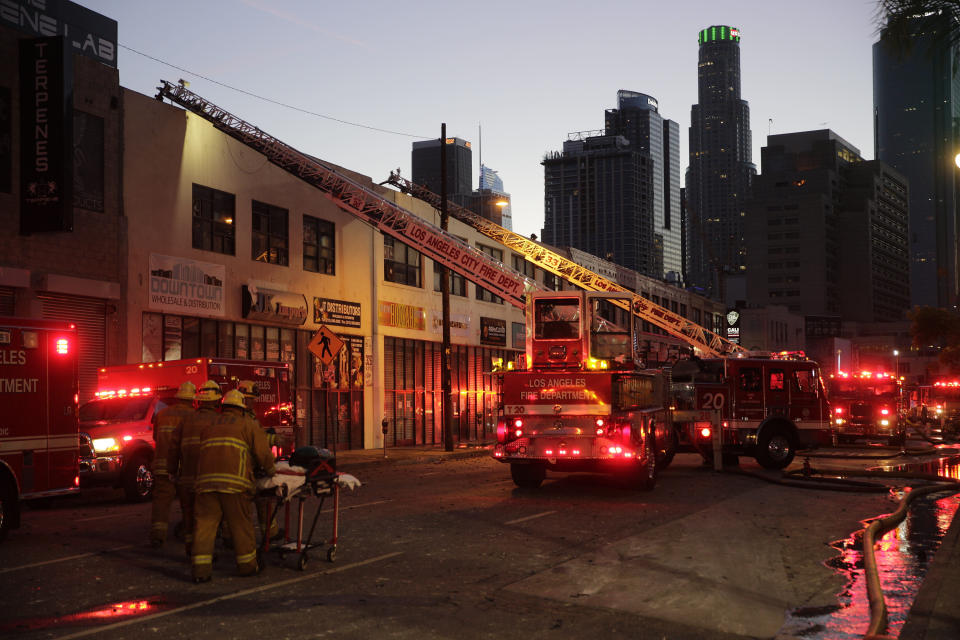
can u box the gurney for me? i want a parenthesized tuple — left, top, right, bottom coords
(256, 453, 361, 570)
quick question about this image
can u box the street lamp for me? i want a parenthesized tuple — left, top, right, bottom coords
(955, 152, 960, 170)
(893, 349, 900, 378)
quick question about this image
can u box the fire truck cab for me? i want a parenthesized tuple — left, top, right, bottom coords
(0, 318, 80, 542)
(670, 352, 832, 469)
(826, 371, 905, 445)
(493, 291, 673, 489)
(78, 358, 293, 501)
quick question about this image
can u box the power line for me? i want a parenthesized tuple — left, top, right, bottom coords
(121, 43, 431, 140)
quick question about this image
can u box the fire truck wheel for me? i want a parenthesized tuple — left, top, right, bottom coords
(658, 428, 679, 470)
(123, 455, 155, 502)
(754, 427, 796, 470)
(510, 463, 546, 489)
(0, 478, 16, 543)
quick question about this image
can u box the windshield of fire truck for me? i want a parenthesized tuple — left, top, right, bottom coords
(590, 298, 631, 361)
(79, 396, 154, 423)
(534, 299, 580, 339)
(828, 378, 898, 397)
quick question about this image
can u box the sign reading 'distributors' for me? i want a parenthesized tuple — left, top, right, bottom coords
(148, 254, 225, 317)
(313, 297, 361, 328)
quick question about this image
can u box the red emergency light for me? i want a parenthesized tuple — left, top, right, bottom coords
(56, 337, 70, 355)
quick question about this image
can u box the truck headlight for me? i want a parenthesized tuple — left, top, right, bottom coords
(92, 437, 120, 453)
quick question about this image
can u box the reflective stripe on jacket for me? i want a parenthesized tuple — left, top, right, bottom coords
(195, 406, 276, 494)
(172, 405, 220, 490)
(152, 401, 194, 477)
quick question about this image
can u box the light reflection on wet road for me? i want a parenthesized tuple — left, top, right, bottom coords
(781, 455, 960, 639)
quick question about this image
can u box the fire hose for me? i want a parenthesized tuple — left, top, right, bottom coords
(731, 461, 960, 639)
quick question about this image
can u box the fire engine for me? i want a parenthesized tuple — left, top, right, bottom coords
(826, 371, 905, 445)
(669, 352, 832, 469)
(492, 291, 673, 488)
(0, 318, 80, 542)
(923, 380, 960, 438)
(79, 358, 293, 501)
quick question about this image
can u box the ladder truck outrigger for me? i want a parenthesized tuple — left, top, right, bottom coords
(154, 82, 828, 478)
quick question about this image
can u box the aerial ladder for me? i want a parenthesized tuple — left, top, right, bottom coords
(155, 80, 742, 357)
(383, 172, 744, 357)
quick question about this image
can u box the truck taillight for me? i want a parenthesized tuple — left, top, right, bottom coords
(699, 426, 712, 439)
(56, 338, 70, 355)
(834, 407, 844, 414)
(880, 408, 890, 415)
(74, 475, 80, 487)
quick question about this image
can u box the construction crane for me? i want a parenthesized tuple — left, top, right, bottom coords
(155, 80, 741, 357)
(383, 172, 744, 358)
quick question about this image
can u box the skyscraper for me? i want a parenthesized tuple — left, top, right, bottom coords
(686, 25, 756, 298)
(874, 15, 960, 309)
(411, 137, 473, 199)
(542, 91, 681, 281)
(745, 130, 909, 322)
(479, 165, 512, 230)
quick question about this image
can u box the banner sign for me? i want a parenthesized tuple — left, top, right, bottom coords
(313, 297, 361, 328)
(429, 311, 470, 337)
(148, 254, 225, 318)
(243, 286, 307, 325)
(1, 0, 118, 67)
(480, 316, 507, 346)
(19, 36, 73, 233)
(396, 219, 526, 301)
(378, 300, 425, 330)
(501, 372, 612, 416)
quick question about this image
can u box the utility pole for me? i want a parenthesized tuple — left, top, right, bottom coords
(440, 123, 454, 452)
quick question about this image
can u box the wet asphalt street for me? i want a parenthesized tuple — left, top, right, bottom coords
(0, 445, 957, 640)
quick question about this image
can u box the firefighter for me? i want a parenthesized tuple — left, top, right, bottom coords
(191, 390, 275, 583)
(170, 379, 222, 557)
(238, 380, 282, 542)
(148, 380, 196, 548)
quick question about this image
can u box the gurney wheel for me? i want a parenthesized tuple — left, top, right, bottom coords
(297, 553, 308, 571)
(326, 546, 337, 563)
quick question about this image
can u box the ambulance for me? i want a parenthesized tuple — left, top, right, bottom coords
(78, 358, 293, 501)
(0, 318, 80, 542)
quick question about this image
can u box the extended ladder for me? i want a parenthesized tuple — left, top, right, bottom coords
(156, 80, 741, 357)
(156, 80, 536, 308)
(383, 173, 744, 357)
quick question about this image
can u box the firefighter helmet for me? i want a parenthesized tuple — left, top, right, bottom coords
(222, 389, 246, 409)
(175, 380, 197, 400)
(238, 380, 257, 398)
(196, 380, 222, 402)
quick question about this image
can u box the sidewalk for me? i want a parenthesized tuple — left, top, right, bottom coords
(900, 499, 960, 639)
(332, 442, 493, 470)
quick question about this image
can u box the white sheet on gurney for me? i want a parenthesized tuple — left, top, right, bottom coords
(256, 462, 362, 492)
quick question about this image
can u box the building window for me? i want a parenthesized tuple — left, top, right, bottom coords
(384, 236, 421, 287)
(476, 245, 504, 304)
(252, 200, 289, 265)
(434, 267, 466, 296)
(303, 215, 335, 274)
(192, 184, 236, 255)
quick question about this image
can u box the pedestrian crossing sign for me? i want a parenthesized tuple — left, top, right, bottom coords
(309, 325, 344, 365)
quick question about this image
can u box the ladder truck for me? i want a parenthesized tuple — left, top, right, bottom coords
(153, 82, 820, 472)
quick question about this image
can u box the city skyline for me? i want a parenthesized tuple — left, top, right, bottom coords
(81, 0, 880, 240)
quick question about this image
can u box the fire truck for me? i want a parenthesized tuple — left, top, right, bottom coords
(491, 291, 673, 488)
(826, 371, 905, 445)
(669, 352, 832, 469)
(921, 380, 960, 438)
(0, 318, 80, 542)
(78, 358, 293, 501)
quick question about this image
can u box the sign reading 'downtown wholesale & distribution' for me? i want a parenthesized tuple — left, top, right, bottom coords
(148, 254, 225, 318)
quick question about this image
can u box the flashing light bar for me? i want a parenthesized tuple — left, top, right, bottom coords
(56, 338, 70, 355)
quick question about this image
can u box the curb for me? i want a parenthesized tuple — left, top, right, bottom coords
(337, 446, 493, 470)
(898, 493, 960, 639)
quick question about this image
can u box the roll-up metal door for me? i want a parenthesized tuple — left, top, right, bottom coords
(0, 287, 14, 316)
(38, 293, 107, 402)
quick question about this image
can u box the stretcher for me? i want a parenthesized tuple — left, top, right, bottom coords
(256, 461, 360, 570)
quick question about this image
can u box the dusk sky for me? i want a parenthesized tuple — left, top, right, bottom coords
(83, 0, 883, 239)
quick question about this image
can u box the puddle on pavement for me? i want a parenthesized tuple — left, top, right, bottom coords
(0, 597, 174, 632)
(779, 455, 960, 639)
